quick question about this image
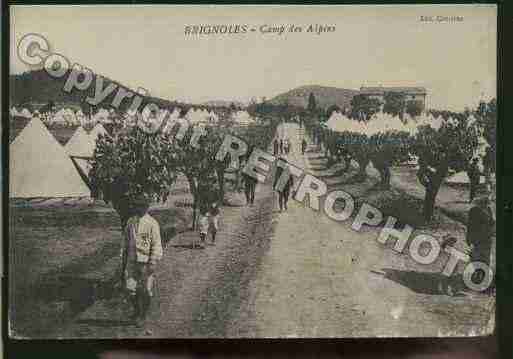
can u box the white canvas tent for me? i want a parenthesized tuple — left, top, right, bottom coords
(10, 107, 21, 117)
(232, 110, 255, 125)
(93, 108, 110, 123)
(71, 157, 93, 178)
(20, 108, 32, 118)
(446, 171, 486, 185)
(10, 118, 90, 198)
(65, 126, 96, 157)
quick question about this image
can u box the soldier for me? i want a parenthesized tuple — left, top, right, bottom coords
(466, 194, 495, 293)
(301, 138, 307, 155)
(273, 138, 279, 156)
(273, 158, 294, 212)
(120, 195, 163, 327)
(242, 169, 258, 206)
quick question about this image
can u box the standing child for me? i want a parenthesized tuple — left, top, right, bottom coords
(198, 202, 209, 248)
(121, 195, 163, 328)
(198, 200, 220, 246)
(209, 201, 220, 244)
(284, 139, 291, 154)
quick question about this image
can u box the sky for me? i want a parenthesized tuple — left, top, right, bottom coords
(10, 5, 497, 111)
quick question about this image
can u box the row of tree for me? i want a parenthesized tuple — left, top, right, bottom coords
(304, 99, 496, 222)
(89, 108, 279, 228)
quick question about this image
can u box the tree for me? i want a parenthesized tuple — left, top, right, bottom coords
(369, 131, 412, 188)
(308, 92, 317, 112)
(327, 131, 373, 181)
(326, 104, 341, 118)
(383, 91, 406, 118)
(89, 126, 179, 228)
(405, 100, 424, 118)
(411, 117, 479, 222)
(171, 125, 226, 228)
(476, 98, 496, 175)
(350, 94, 382, 121)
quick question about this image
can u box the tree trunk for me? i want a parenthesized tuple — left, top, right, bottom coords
(356, 158, 369, 182)
(111, 197, 132, 284)
(422, 167, 447, 222)
(342, 154, 351, 172)
(216, 167, 226, 204)
(376, 163, 391, 188)
(383, 166, 391, 188)
(192, 198, 197, 230)
(423, 184, 439, 223)
(185, 173, 198, 230)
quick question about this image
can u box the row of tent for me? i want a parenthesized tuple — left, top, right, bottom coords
(11, 106, 255, 127)
(326, 111, 448, 136)
(326, 110, 488, 152)
(10, 107, 255, 198)
(10, 107, 111, 126)
(325, 111, 489, 185)
(9, 107, 33, 118)
(10, 118, 108, 198)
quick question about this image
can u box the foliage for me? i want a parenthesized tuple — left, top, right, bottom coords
(383, 92, 406, 118)
(89, 126, 179, 225)
(405, 100, 424, 118)
(411, 117, 479, 221)
(308, 92, 317, 112)
(476, 98, 496, 173)
(326, 131, 373, 180)
(247, 101, 301, 120)
(350, 94, 382, 121)
(326, 104, 341, 118)
(369, 131, 412, 187)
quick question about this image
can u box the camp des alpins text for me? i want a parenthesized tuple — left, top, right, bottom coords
(184, 24, 336, 36)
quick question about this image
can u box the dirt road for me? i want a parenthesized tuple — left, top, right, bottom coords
(52, 123, 494, 338)
(231, 123, 494, 337)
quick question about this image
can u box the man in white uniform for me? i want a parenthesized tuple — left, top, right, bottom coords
(121, 195, 163, 326)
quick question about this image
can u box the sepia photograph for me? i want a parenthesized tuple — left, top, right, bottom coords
(8, 5, 497, 339)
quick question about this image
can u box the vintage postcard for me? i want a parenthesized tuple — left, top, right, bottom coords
(8, 4, 496, 338)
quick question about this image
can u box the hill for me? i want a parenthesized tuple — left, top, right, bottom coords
(268, 85, 360, 111)
(9, 69, 187, 114)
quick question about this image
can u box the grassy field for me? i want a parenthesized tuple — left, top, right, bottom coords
(9, 177, 193, 338)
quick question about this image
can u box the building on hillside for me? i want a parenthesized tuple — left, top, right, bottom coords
(360, 86, 427, 108)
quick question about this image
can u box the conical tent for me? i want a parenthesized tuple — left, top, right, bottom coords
(10, 118, 90, 198)
(71, 157, 93, 182)
(10, 107, 21, 117)
(65, 126, 96, 157)
(20, 108, 32, 118)
(446, 171, 486, 185)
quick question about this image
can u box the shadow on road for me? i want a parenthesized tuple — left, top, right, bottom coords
(379, 268, 467, 296)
